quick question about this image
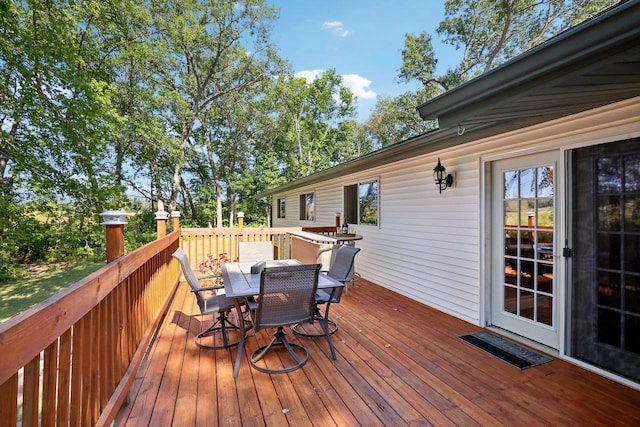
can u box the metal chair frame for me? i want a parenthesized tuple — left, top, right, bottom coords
(292, 245, 361, 360)
(249, 264, 321, 374)
(173, 248, 244, 350)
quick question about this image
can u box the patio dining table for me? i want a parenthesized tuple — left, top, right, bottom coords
(220, 259, 343, 377)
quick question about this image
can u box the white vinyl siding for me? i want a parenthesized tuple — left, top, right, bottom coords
(270, 98, 640, 326)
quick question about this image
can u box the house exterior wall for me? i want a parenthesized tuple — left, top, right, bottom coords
(271, 97, 640, 326)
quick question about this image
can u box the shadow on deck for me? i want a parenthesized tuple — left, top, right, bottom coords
(115, 278, 640, 426)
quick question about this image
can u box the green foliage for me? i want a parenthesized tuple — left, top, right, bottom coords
(0, 197, 162, 282)
(123, 206, 157, 252)
(266, 69, 359, 180)
(363, 90, 438, 149)
(365, 0, 617, 145)
(399, 0, 618, 90)
(398, 32, 439, 88)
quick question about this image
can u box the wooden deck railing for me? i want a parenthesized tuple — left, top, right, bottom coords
(0, 225, 318, 426)
(180, 227, 303, 268)
(0, 231, 182, 427)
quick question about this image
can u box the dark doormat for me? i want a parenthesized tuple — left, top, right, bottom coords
(459, 331, 553, 369)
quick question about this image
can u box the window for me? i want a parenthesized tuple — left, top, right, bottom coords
(299, 193, 315, 221)
(344, 179, 378, 226)
(277, 198, 286, 219)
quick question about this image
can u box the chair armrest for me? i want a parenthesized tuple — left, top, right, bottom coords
(190, 285, 224, 293)
(192, 274, 223, 292)
(196, 274, 221, 280)
(320, 271, 346, 284)
(245, 297, 258, 311)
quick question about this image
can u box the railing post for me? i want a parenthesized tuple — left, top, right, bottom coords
(155, 210, 169, 239)
(171, 210, 181, 230)
(237, 211, 244, 228)
(100, 210, 127, 263)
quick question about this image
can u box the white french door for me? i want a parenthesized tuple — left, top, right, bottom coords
(490, 151, 560, 349)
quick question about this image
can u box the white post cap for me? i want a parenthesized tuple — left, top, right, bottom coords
(100, 210, 128, 225)
(155, 210, 169, 220)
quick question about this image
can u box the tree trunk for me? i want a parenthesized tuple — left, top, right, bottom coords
(170, 119, 194, 211)
(216, 184, 223, 227)
(151, 160, 162, 211)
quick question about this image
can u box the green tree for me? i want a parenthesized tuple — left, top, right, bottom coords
(0, 0, 156, 274)
(145, 0, 280, 213)
(365, 0, 619, 151)
(400, 0, 618, 91)
(364, 90, 437, 149)
(268, 69, 358, 181)
(0, 1, 128, 210)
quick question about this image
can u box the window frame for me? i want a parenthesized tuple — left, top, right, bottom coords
(344, 178, 379, 227)
(277, 197, 286, 219)
(299, 192, 315, 222)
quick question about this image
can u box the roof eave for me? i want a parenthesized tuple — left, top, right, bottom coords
(417, 0, 640, 126)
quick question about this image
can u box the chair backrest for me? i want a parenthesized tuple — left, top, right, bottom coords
(327, 245, 361, 283)
(172, 248, 202, 291)
(255, 264, 321, 330)
(238, 241, 275, 263)
(172, 248, 208, 312)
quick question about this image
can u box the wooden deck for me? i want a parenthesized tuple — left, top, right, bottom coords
(115, 279, 640, 426)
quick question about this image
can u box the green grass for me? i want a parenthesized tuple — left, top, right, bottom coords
(0, 259, 104, 323)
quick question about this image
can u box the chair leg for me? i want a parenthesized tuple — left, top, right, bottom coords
(319, 316, 337, 360)
(345, 272, 361, 295)
(195, 310, 243, 350)
(292, 305, 338, 337)
(250, 327, 310, 374)
(292, 304, 338, 361)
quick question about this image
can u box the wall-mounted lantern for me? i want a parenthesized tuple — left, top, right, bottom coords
(433, 158, 454, 194)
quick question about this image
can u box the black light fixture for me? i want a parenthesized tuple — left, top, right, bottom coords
(433, 158, 454, 193)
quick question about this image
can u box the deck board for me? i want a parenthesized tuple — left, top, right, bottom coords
(115, 279, 640, 426)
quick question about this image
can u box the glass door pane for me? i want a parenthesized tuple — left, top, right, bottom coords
(502, 166, 555, 326)
(571, 139, 640, 382)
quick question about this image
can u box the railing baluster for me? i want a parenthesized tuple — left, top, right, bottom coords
(0, 373, 18, 427)
(70, 319, 83, 427)
(82, 311, 93, 425)
(22, 355, 40, 427)
(42, 340, 59, 425)
(57, 329, 72, 425)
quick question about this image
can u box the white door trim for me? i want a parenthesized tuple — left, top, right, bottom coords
(484, 149, 563, 349)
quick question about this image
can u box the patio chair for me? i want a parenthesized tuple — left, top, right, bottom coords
(248, 263, 321, 374)
(172, 248, 243, 350)
(292, 244, 360, 359)
(238, 241, 275, 263)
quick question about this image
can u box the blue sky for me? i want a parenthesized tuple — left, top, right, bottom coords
(267, 1, 462, 122)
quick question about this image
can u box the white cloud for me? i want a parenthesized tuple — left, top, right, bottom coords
(295, 70, 324, 83)
(295, 70, 377, 101)
(341, 74, 377, 100)
(322, 21, 350, 38)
